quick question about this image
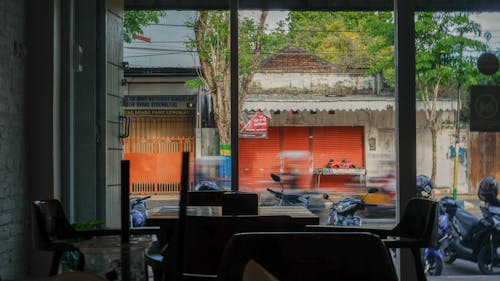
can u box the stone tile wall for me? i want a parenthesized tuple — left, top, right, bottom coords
(0, 0, 27, 279)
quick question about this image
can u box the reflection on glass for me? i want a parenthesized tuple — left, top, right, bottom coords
(237, 11, 397, 225)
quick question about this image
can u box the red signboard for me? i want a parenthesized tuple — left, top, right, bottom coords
(240, 111, 269, 138)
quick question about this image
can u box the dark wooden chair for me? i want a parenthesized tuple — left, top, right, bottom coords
(144, 191, 225, 281)
(33, 199, 159, 276)
(32, 199, 121, 276)
(161, 215, 297, 280)
(221, 192, 259, 215)
(187, 191, 225, 206)
(218, 232, 399, 281)
(307, 197, 439, 281)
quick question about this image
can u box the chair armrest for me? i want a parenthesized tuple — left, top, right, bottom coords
(77, 226, 160, 237)
(306, 225, 393, 238)
(182, 273, 218, 281)
(383, 237, 428, 249)
(131, 226, 160, 236)
(77, 229, 122, 238)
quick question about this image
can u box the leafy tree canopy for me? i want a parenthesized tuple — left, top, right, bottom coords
(124, 10, 166, 43)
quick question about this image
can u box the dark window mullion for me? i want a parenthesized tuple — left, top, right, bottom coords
(230, 0, 239, 191)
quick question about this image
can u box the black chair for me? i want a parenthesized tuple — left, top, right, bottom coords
(33, 199, 159, 276)
(221, 192, 259, 215)
(32, 199, 121, 276)
(218, 232, 399, 281)
(307, 197, 438, 281)
(188, 191, 225, 206)
(144, 191, 225, 281)
(161, 215, 296, 280)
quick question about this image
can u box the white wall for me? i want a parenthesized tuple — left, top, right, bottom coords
(251, 72, 375, 95)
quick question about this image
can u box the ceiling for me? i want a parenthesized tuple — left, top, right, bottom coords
(125, 0, 500, 11)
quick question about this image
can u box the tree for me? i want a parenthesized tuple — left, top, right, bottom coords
(124, 10, 165, 43)
(186, 11, 269, 153)
(287, 11, 380, 70)
(286, 11, 486, 182)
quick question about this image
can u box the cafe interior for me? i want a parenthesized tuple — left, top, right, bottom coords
(2, 0, 500, 281)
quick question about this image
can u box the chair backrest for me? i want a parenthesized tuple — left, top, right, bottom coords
(221, 192, 259, 215)
(166, 215, 295, 276)
(393, 197, 439, 247)
(33, 199, 77, 250)
(187, 191, 225, 206)
(218, 232, 399, 281)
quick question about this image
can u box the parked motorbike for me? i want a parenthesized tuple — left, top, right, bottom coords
(267, 173, 310, 208)
(130, 195, 151, 227)
(323, 187, 378, 226)
(440, 177, 500, 275)
(422, 196, 454, 276)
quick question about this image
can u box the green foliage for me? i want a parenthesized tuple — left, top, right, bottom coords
(60, 220, 105, 271)
(72, 219, 105, 231)
(124, 10, 166, 43)
(287, 11, 392, 71)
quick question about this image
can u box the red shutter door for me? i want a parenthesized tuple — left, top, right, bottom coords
(281, 127, 312, 189)
(239, 127, 281, 191)
(312, 126, 364, 190)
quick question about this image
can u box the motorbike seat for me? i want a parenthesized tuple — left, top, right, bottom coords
(454, 208, 479, 239)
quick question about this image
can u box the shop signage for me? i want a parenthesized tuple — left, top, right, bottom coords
(240, 111, 269, 138)
(123, 95, 195, 109)
(123, 109, 194, 116)
(470, 86, 500, 132)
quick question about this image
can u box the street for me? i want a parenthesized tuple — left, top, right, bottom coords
(428, 259, 499, 280)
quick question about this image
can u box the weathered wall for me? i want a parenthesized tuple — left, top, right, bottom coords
(0, 0, 27, 279)
(251, 73, 376, 96)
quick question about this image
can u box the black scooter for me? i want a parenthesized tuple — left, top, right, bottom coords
(323, 187, 378, 226)
(266, 173, 310, 208)
(442, 198, 500, 274)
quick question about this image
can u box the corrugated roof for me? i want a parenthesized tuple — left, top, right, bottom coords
(242, 95, 456, 112)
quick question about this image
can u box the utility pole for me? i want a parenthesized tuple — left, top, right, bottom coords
(453, 82, 461, 200)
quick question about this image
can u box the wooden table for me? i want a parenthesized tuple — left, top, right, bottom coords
(147, 205, 319, 245)
(147, 205, 319, 226)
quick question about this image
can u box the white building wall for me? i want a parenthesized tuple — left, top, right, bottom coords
(251, 72, 375, 95)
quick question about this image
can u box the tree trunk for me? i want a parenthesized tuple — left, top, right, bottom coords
(431, 126, 438, 182)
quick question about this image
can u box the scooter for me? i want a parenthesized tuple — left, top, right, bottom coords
(323, 187, 378, 226)
(130, 195, 151, 227)
(441, 197, 500, 274)
(266, 173, 310, 208)
(422, 197, 454, 276)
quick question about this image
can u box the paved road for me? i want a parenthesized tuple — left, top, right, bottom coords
(428, 259, 499, 280)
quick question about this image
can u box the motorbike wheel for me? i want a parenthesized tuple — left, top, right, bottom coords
(424, 252, 443, 276)
(477, 241, 500, 275)
(443, 247, 456, 264)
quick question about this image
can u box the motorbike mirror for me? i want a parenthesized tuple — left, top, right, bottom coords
(367, 187, 379, 194)
(322, 193, 330, 200)
(271, 173, 281, 183)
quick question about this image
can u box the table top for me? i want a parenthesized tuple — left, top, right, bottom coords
(147, 205, 319, 225)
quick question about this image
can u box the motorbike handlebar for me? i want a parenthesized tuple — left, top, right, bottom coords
(134, 195, 151, 202)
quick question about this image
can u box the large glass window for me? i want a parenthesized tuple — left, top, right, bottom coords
(236, 10, 397, 224)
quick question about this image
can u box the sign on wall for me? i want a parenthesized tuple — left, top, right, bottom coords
(240, 111, 269, 138)
(470, 86, 500, 132)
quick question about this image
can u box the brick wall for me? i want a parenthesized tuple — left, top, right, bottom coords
(0, 0, 27, 280)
